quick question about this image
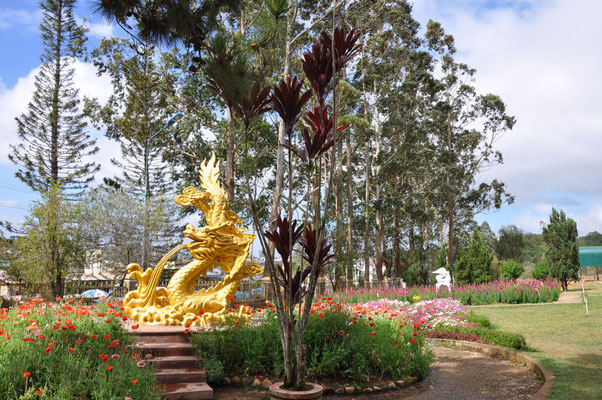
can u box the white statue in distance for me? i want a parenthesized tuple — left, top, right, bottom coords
(432, 267, 452, 293)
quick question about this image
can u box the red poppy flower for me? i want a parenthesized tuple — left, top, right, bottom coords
(23, 372, 30, 378)
(106, 365, 113, 371)
(131, 379, 138, 385)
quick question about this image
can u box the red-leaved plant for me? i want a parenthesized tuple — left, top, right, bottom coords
(236, 27, 361, 391)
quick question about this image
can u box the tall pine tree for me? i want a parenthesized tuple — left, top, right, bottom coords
(10, 0, 99, 193)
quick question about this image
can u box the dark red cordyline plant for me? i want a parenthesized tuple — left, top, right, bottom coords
(232, 83, 272, 130)
(302, 224, 335, 275)
(301, 39, 332, 107)
(264, 216, 304, 298)
(287, 105, 349, 169)
(322, 27, 362, 72)
(271, 76, 312, 135)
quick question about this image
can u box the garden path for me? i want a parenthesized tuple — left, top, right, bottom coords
(554, 290, 582, 304)
(213, 345, 542, 399)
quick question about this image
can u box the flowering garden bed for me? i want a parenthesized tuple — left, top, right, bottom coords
(190, 298, 433, 386)
(331, 279, 562, 305)
(0, 299, 159, 399)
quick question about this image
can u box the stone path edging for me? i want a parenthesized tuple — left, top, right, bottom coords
(428, 339, 554, 400)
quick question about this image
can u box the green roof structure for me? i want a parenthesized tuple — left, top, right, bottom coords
(578, 246, 602, 266)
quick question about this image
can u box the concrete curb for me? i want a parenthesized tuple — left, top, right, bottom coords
(428, 339, 554, 400)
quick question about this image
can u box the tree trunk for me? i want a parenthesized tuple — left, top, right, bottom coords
(393, 210, 400, 278)
(346, 132, 354, 282)
(447, 200, 455, 281)
(373, 95, 383, 282)
(225, 106, 236, 201)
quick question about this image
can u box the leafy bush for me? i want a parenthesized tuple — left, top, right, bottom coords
(190, 302, 433, 382)
(476, 327, 526, 350)
(532, 258, 550, 280)
(0, 299, 159, 399)
(502, 260, 525, 280)
(455, 232, 493, 284)
(467, 313, 492, 328)
(432, 324, 526, 350)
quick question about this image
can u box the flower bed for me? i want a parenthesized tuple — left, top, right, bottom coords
(0, 299, 159, 399)
(344, 298, 526, 350)
(190, 299, 432, 386)
(331, 279, 562, 305)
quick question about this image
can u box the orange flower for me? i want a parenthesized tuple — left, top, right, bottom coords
(23, 372, 31, 378)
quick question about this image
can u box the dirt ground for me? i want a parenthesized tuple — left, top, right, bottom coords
(213, 345, 542, 399)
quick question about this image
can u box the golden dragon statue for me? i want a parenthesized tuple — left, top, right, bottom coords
(123, 153, 264, 326)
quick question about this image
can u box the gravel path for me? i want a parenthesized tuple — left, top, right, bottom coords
(214, 345, 543, 399)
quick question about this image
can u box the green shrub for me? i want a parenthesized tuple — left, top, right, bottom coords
(502, 260, 525, 280)
(476, 327, 526, 350)
(204, 356, 225, 385)
(467, 313, 492, 328)
(532, 258, 550, 280)
(190, 304, 433, 382)
(432, 324, 526, 350)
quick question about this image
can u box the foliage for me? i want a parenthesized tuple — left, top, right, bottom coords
(190, 301, 432, 383)
(495, 225, 525, 261)
(542, 208, 579, 291)
(10, 0, 98, 194)
(12, 186, 84, 298)
(77, 187, 181, 274)
(532, 258, 551, 280)
(523, 233, 547, 264)
(0, 299, 159, 399)
(577, 231, 602, 247)
(432, 323, 527, 350)
(454, 232, 493, 285)
(501, 260, 525, 281)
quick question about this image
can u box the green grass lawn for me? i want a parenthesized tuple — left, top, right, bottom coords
(473, 281, 602, 400)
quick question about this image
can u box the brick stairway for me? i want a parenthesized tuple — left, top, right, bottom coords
(135, 328, 213, 400)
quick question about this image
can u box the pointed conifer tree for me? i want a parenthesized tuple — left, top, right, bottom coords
(11, 0, 99, 193)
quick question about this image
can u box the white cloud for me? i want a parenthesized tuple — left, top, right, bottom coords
(0, 8, 39, 31)
(88, 21, 114, 38)
(0, 59, 114, 180)
(413, 0, 602, 233)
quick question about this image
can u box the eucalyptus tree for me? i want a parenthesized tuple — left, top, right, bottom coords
(425, 20, 516, 268)
(347, 0, 426, 282)
(11, 0, 99, 193)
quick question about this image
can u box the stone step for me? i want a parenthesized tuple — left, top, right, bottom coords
(155, 368, 206, 385)
(152, 355, 199, 369)
(161, 382, 213, 400)
(137, 333, 190, 344)
(138, 342, 196, 357)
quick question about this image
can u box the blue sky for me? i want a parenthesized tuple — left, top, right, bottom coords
(1, 0, 602, 237)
